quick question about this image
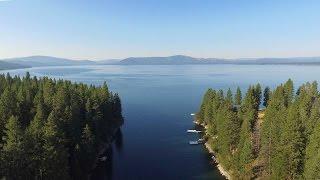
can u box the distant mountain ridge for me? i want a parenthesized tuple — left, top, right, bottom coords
(1, 56, 96, 67)
(117, 55, 320, 65)
(1, 55, 320, 70)
(119, 55, 194, 65)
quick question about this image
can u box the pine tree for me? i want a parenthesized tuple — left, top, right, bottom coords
(1, 116, 27, 179)
(241, 86, 258, 130)
(43, 79, 55, 109)
(0, 73, 123, 179)
(25, 101, 47, 179)
(196, 80, 320, 179)
(216, 102, 240, 168)
(196, 90, 208, 124)
(284, 79, 294, 107)
(303, 121, 320, 179)
(297, 83, 316, 129)
(237, 112, 254, 176)
(203, 89, 214, 125)
(226, 88, 233, 104)
(254, 83, 262, 110)
(306, 99, 320, 136)
(263, 86, 270, 107)
(0, 88, 17, 144)
(260, 86, 287, 177)
(235, 87, 242, 106)
(28, 98, 46, 136)
(278, 103, 305, 179)
(81, 124, 95, 152)
(42, 111, 69, 179)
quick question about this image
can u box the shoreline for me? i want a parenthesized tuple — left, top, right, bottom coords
(204, 142, 232, 180)
(91, 124, 122, 171)
(194, 119, 232, 180)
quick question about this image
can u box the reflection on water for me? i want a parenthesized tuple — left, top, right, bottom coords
(91, 129, 123, 180)
(115, 129, 123, 152)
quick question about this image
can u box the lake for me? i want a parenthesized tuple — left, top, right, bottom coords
(1, 64, 320, 180)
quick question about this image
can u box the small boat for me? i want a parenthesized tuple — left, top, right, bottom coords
(211, 155, 216, 161)
(197, 138, 205, 143)
(190, 113, 195, 116)
(100, 156, 107, 161)
(187, 129, 202, 133)
(189, 141, 199, 145)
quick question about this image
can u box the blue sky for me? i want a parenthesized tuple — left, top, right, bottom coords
(0, 0, 319, 60)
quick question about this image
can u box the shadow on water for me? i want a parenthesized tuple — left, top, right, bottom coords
(90, 128, 123, 180)
(114, 129, 123, 152)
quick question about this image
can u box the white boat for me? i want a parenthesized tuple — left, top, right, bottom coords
(187, 129, 202, 133)
(189, 141, 199, 145)
(212, 155, 216, 161)
(190, 113, 195, 116)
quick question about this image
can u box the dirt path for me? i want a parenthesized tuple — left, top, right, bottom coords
(253, 111, 265, 155)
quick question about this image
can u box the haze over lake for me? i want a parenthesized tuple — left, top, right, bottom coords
(1, 64, 320, 179)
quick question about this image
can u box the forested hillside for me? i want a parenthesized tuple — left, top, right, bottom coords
(0, 61, 29, 70)
(197, 79, 320, 179)
(0, 73, 123, 179)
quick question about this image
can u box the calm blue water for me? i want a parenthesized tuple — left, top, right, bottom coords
(1, 64, 320, 180)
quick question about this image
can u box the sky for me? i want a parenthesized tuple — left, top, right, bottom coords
(0, 0, 320, 60)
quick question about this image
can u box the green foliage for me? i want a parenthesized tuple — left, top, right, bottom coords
(0, 88, 18, 143)
(1, 116, 27, 179)
(0, 73, 123, 179)
(284, 79, 294, 107)
(237, 118, 253, 175)
(241, 86, 259, 130)
(254, 83, 262, 109)
(279, 103, 305, 179)
(197, 80, 320, 179)
(263, 86, 270, 107)
(42, 112, 70, 179)
(260, 85, 287, 177)
(81, 124, 96, 154)
(226, 88, 233, 104)
(303, 122, 320, 179)
(235, 86, 242, 105)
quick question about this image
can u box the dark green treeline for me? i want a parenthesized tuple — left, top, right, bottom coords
(0, 72, 123, 179)
(197, 79, 320, 179)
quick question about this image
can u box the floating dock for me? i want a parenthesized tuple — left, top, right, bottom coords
(189, 139, 205, 145)
(187, 129, 202, 133)
(189, 141, 199, 145)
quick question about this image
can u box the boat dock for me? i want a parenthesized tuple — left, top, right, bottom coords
(187, 129, 202, 133)
(189, 139, 206, 145)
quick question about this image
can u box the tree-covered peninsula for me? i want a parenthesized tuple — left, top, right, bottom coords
(196, 79, 320, 179)
(0, 72, 123, 179)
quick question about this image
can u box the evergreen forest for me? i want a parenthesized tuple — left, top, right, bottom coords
(197, 79, 320, 179)
(0, 72, 123, 179)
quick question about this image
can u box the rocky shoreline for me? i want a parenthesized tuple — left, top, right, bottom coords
(194, 119, 232, 180)
(204, 142, 231, 180)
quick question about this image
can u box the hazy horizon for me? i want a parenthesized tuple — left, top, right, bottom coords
(1, 0, 320, 60)
(1, 54, 320, 62)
